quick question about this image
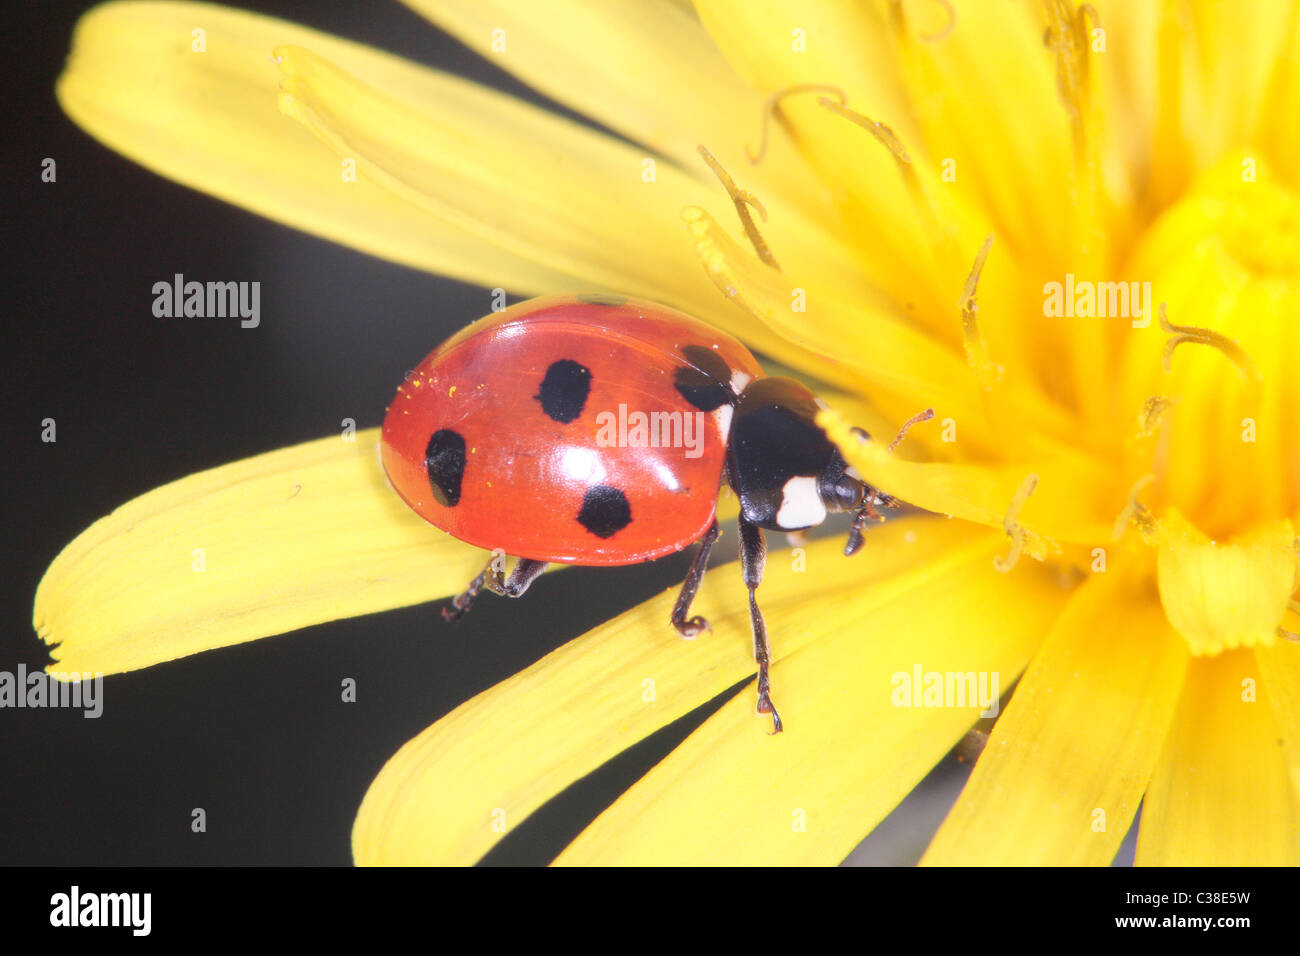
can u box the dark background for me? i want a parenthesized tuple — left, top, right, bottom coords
(3, 0, 1026, 867)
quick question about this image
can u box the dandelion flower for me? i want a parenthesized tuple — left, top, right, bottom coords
(43, 0, 1300, 864)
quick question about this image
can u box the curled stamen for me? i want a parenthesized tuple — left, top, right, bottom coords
(889, 0, 957, 43)
(1043, 0, 1097, 160)
(919, 0, 956, 41)
(1137, 395, 1179, 438)
(746, 83, 847, 164)
(993, 473, 1040, 573)
(817, 97, 913, 166)
(697, 144, 780, 271)
(816, 93, 958, 258)
(1280, 627, 1300, 642)
(959, 235, 1002, 390)
(888, 407, 936, 451)
(1111, 473, 1157, 543)
(1158, 303, 1262, 383)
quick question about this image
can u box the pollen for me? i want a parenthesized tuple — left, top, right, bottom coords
(1111, 474, 1158, 544)
(1136, 396, 1178, 439)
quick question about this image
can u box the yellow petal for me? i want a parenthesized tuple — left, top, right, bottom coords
(690, 0, 985, 322)
(400, 0, 832, 214)
(273, 42, 866, 346)
(57, 1, 573, 294)
(1181, 0, 1297, 172)
(554, 519, 1070, 865)
(922, 568, 1188, 865)
(1260, 7, 1300, 188)
(34, 430, 483, 676)
(1136, 651, 1300, 865)
(683, 206, 980, 416)
(886, 0, 1082, 270)
(685, 207, 1080, 457)
(1156, 508, 1297, 654)
(353, 517, 1064, 864)
(1256, 641, 1300, 801)
(817, 405, 1117, 550)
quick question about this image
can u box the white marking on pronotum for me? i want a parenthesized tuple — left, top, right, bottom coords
(712, 403, 734, 437)
(775, 476, 827, 529)
(730, 370, 753, 395)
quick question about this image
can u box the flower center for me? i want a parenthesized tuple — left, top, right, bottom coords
(1117, 154, 1300, 540)
(1195, 178, 1300, 282)
(1111, 154, 1300, 654)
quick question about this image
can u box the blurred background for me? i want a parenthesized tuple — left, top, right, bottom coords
(2, 0, 1137, 865)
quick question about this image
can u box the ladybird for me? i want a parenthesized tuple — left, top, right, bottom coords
(381, 294, 898, 733)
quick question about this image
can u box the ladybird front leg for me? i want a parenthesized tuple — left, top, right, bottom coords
(670, 520, 720, 638)
(441, 551, 502, 622)
(442, 571, 486, 622)
(739, 517, 783, 734)
(442, 553, 548, 621)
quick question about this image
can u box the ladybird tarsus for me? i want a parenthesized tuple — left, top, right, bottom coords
(443, 568, 488, 622)
(739, 517, 783, 733)
(758, 687, 784, 736)
(671, 520, 720, 638)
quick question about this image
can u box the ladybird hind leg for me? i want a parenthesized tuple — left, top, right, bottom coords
(739, 517, 783, 734)
(670, 520, 720, 638)
(442, 552, 548, 622)
(488, 556, 549, 598)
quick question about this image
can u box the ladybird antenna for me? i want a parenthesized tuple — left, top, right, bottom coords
(888, 407, 935, 451)
(843, 409, 932, 556)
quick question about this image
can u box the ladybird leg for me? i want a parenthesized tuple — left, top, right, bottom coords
(484, 557, 549, 599)
(442, 570, 487, 622)
(442, 551, 504, 622)
(739, 517, 783, 734)
(670, 520, 720, 638)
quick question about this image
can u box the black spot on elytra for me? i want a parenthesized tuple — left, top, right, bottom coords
(425, 429, 467, 507)
(535, 359, 591, 423)
(674, 344, 735, 412)
(577, 484, 632, 538)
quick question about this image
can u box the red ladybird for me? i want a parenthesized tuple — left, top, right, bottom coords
(381, 294, 897, 733)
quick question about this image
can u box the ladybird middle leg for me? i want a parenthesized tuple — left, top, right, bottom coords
(484, 556, 549, 598)
(670, 520, 720, 638)
(739, 517, 783, 734)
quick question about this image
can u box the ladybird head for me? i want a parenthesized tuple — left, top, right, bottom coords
(725, 377, 889, 551)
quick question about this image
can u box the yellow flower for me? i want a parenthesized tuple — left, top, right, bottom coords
(43, 0, 1300, 864)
